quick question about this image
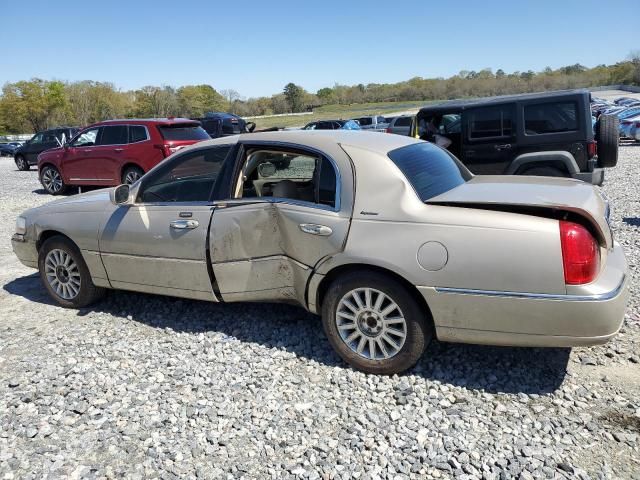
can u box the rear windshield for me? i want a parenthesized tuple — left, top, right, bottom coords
(158, 124, 210, 141)
(387, 142, 469, 201)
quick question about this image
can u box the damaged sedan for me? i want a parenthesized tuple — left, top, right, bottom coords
(12, 131, 629, 374)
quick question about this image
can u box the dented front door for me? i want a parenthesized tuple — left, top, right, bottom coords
(210, 200, 350, 305)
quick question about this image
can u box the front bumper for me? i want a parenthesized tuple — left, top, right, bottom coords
(11, 233, 38, 268)
(420, 242, 629, 347)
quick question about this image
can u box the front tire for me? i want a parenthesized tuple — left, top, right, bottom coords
(122, 166, 144, 185)
(40, 165, 67, 195)
(15, 155, 30, 171)
(322, 271, 431, 375)
(38, 236, 105, 308)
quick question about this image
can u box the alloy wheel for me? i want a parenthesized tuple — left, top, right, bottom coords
(44, 249, 81, 300)
(124, 170, 141, 184)
(42, 168, 63, 193)
(335, 287, 407, 360)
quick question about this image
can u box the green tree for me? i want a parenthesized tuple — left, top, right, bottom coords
(0, 79, 66, 132)
(283, 83, 305, 113)
(317, 87, 334, 104)
(177, 85, 226, 117)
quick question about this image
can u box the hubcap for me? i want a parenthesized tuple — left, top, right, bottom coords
(336, 288, 407, 360)
(44, 249, 81, 300)
(124, 170, 141, 184)
(42, 168, 63, 193)
(17, 158, 25, 168)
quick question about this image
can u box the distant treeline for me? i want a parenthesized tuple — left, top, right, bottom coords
(1, 54, 639, 134)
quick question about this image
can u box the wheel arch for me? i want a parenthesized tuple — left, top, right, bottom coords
(120, 163, 145, 182)
(312, 263, 434, 329)
(506, 151, 578, 176)
(36, 230, 79, 253)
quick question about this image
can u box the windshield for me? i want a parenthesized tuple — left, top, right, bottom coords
(387, 142, 470, 201)
(158, 124, 210, 141)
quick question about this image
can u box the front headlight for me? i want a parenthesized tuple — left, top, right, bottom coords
(16, 216, 26, 235)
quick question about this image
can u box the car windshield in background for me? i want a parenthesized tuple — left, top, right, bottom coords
(158, 124, 210, 141)
(388, 142, 469, 201)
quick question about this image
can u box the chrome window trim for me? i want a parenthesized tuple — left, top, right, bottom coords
(236, 140, 343, 213)
(434, 275, 626, 302)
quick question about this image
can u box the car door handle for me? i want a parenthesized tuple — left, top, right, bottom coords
(299, 224, 332, 236)
(170, 220, 199, 230)
(494, 144, 512, 150)
(113, 148, 124, 152)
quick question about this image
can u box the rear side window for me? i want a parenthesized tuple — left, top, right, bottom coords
(388, 142, 468, 201)
(99, 125, 128, 145)
(158, 124, 210, 141)
(395, 117, 412, 127)
(358, 117, 373, 126)
(129, 126, 148, 143)
(524, 102, 578, 135)
(468, 106, 513, 139)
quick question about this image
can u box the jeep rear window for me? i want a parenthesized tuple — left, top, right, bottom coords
(524, 102, 578, 135)
(158, 124, 210, 141)
(388, 142, 469, 201)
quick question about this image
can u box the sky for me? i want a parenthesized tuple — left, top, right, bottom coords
(1, 0, 638, 98)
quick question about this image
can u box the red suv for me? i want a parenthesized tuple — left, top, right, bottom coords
(37, 118, 210, 195)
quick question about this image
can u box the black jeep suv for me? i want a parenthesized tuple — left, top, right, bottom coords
(194, 112, 256, 138)
(410, 89, 618, 185)
(14, 126, 79, 171)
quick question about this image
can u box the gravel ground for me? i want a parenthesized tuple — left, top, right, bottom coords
(0, 147, 639, 480)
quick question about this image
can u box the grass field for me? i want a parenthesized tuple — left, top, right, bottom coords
(252, 100, 430, 129)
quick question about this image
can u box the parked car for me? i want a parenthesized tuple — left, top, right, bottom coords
(0, 142, 20, 156)
(614, 97, 640, 106)
(409, 89, 618, 185)
(37, 118, 210, 194)
(619, 114, 640, 138)
(626, 117, 640, 142)
(12, 130, 628, 374)
(14, 127, 79, 171)
(194, 112, 256, 138)
(302, 119, 360, 130)
(355, 115, 389, 131)
(385, 115, 413, 135)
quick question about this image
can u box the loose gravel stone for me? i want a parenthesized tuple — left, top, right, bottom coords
(1, 146, 639, 478)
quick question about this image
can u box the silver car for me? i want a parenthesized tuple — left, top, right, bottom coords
(11, 131, 629, 374)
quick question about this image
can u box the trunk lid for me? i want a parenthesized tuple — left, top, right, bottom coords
(427, 175, 612, 248)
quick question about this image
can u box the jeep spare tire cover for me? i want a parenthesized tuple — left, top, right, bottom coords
(596, 114, 619, 168)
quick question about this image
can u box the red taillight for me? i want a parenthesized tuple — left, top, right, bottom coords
(559, 220, 600, 285)
(154, 144, 183, 158)
(587, 140, 597, 159)
(386, 128, 392, 133)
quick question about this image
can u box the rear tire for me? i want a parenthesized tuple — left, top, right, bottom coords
(321, 271, 431, 375)
(15, 155, 30, 171)
(122, 166, 144, 185)
(521, 166, 568, 178)
(38, 236, 105, 308)
(596, 114, 619, 168)
(40, 165, 67, 195)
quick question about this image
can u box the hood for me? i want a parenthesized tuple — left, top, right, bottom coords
(27, 188, 113, 216)
(428, 175, 612, 247)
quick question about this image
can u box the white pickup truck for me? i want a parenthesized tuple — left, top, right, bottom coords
(355, 115, 389, 132)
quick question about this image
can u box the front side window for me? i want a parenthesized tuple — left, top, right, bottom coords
(388, 142, 470, 201)
(468, 106, 513, 139)
(138, 146, 231, 203)
(30, 133, 44, 145)
(98, 125, 128, 145)
(237, 149, 337, 208)
(524, 102, 578, 135)
(71, 128, 99, 147)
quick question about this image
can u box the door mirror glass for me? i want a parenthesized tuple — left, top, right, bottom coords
(257, 162, 277, 178)
(110, 184, 131, 205)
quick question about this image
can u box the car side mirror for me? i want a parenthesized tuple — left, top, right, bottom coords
(110, 184, 131, 206)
